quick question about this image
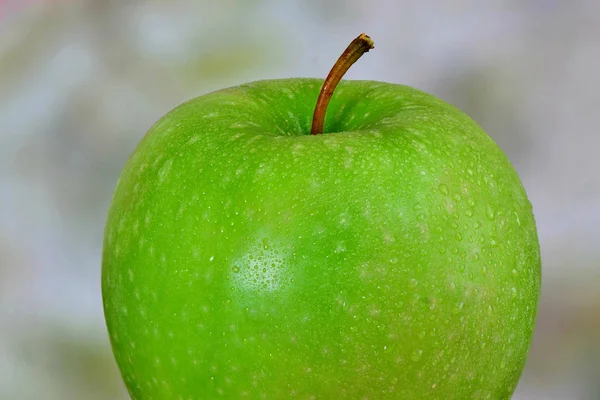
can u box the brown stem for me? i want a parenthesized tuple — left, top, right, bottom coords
(310, 33, 375, 135)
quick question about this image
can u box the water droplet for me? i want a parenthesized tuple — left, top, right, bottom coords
(416, 214, 426, 221)
(455, 232, 463, 241)
(438, 184, 449, 195)
(158, 159, 173, 183)
(413, 203, 422, 211)
(486, 204, 496, 221)
(262, 238, 269, 250)
(409, 278, 419, 288)
(514, 211, 521, 226)
(232, 266, 240, 273)
(209, 256, 215, 262)
(452, 303, 464, 314)
(410, 349, 423, 362)
(465, 210, 474, 217)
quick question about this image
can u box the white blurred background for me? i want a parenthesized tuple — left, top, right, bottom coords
(0, 1, 598, 399)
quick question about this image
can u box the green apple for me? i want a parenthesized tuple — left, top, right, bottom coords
(102, 38, 540, 400)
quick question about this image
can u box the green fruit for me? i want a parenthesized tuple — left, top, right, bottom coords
(102, 77, 540, 399)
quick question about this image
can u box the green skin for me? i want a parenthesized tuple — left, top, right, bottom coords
(102, 79, 541, 399)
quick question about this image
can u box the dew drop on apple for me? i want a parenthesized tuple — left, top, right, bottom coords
(452, 303, 464, 314)
(157, 159, 173, 183)
(438, 184, 449, 195)
(513, 211, 522, 226)
(486, 204, 496, 221)
(410, 349, 423, 362)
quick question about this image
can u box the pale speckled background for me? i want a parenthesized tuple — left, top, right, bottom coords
(0, 1, 598, 399)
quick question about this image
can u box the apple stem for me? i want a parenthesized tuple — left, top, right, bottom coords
(310, 33, 375, 135)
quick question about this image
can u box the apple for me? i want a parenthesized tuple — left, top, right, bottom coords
(102, 34, 540, 399)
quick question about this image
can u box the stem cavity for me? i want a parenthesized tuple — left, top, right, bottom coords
(310, 33, 375, 135)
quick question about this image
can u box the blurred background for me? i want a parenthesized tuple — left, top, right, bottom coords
(1, 1, 598, 399)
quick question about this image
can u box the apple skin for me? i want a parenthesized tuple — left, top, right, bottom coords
(102, 78, 541, 399)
